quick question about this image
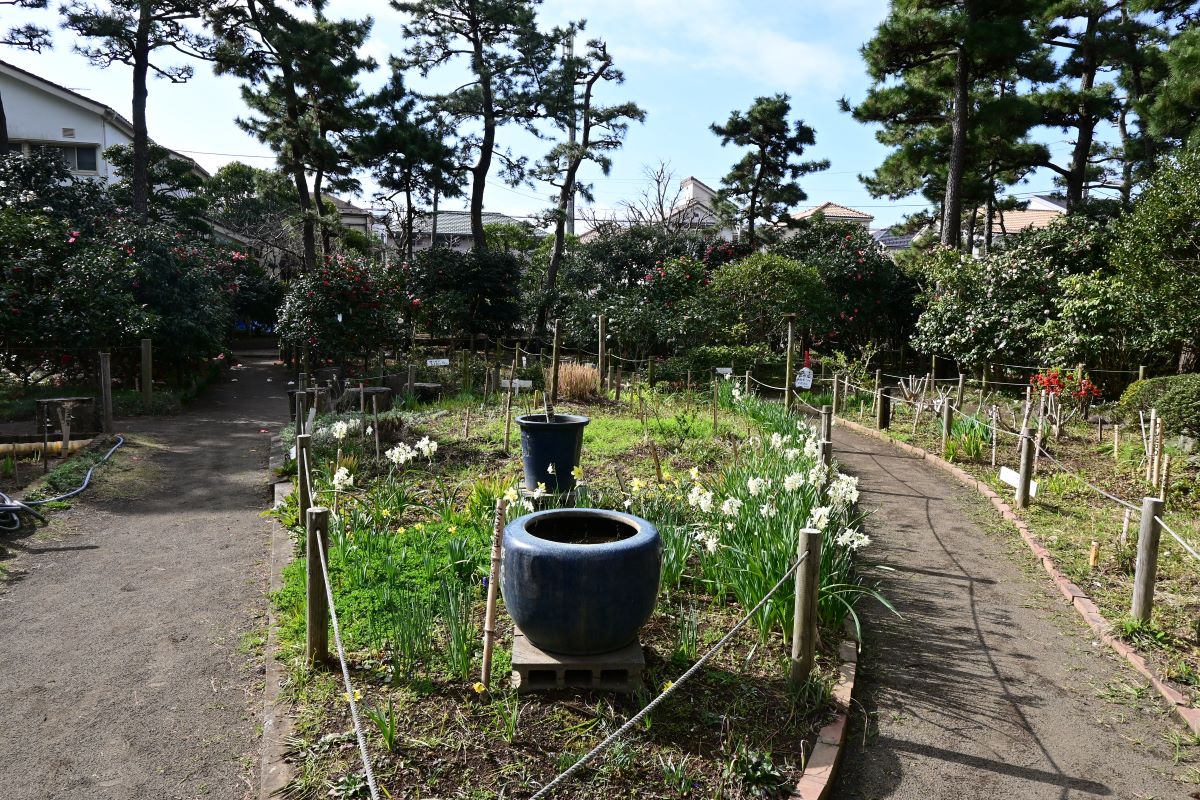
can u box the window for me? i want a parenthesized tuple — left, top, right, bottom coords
(33, 144, 99, 172)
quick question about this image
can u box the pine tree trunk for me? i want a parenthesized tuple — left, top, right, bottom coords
(0, 90, 9, 151)
(1067, 11, 1100, 209)
(537, 161, 579, 335)
(941, 42, 969, 249)
(131, 1, 152, 223)
(470, 35, 495, 251)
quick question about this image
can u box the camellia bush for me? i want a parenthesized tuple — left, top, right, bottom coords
(0, 149, 235, 386)
(770, 216, 918, 351)
(277, 255, 407, 365)
(404, 247, 522, 343)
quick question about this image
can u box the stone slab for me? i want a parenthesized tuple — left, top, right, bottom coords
(511, 629, 644, 693)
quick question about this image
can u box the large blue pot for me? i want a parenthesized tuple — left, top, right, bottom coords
(501, 508, 661, 655)
(516, 413, 589, 493)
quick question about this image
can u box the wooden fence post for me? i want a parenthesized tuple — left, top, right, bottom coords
(503, 346, 519, 453)
(140, 338, 153, 407)
(407, 364, 416, 398)
(955, 373, 965, 407)
(99, 351, 113, 435)
(711, 377, 719, 437)
(820, 404, 833, 466)
(831, 374, 841, 412)
(941, 400, 954, 453)
(1016, 427, 1035, 509)
(1138, 365, 1146, 382)
(783, 313, 796, 413)
(876, 385, 891, 430)
(790, 528, 823, 687)
(305, 506, 330, 668)
(549, 319, 562, 406)
(296, 433, 311, 524)
(1131, 496, 1165, 623)
(597, 314, 607, 393)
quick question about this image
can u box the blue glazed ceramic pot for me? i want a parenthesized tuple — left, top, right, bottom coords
(501, 508, 661, 655)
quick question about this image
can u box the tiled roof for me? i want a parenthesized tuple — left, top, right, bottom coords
(328, 195, 367, 213)
(986, 208, 1063, 234)
(413, 210, 546, 236)
(871, 229, 918, 250)
(791, 201, 874, 221)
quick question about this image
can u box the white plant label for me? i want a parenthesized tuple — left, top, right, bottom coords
(795, 367, 814, 390)
(999, 466, 1038, 497)
(715, 367, 733, 376)
(426, 358, 450, 367)
(501, 379, 533, 392)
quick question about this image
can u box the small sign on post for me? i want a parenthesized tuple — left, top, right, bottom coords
(715, 367, 733, 376)
(999, 466, 1038, 498)
(501, 378, 533, 392)
(426, 358, 451, 367)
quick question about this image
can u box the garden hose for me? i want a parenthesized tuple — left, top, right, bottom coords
(0, 435, 125, 531)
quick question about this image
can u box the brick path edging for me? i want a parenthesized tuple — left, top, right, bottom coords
(791, 619, 860, 799)
(834, 416, 1200, 735)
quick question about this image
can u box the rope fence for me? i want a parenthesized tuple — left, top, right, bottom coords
(300, 451, 379, 800)
(1156, 516, 1200, 564)
(526, 552, 808, 800)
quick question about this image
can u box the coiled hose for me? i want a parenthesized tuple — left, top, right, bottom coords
(0, 435, 125, 531)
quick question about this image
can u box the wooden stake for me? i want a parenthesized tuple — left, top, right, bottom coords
(480, 499, 507, 689)
(712, 378, 719, 437)
(1113, 424, 1120, 463)
(140, 338, 153, 407)
(99, 351, 113, 435)
(597, 314, 607, 393)
(503, 346, 519, 453)
(1089, 540, 1100, 571)
(790, 529, 822, 687)
(305, 506, 330, 668)
(549, 318, 562, 408)
(372, 395, 380, 461)
(1131, 496, 1164, 623)
(1160, 454, 1171, 508)
(783, 313, 796, 413)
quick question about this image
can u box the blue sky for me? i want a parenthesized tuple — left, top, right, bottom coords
(3, 0, 1076, 230)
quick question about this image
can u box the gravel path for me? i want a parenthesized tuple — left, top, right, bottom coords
(827, 424, 1192, 800)
(0, 352, 287, 800)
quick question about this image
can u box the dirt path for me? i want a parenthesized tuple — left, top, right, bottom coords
(0, 352, 287, 800)
(825, 424, 1195, 799)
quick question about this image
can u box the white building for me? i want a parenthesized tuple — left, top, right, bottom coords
(1, 58, 199, 181)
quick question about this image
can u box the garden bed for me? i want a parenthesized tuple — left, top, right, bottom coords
(269, 380, 878, 799)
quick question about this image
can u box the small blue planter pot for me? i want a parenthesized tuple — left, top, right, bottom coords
(516, 413, 589, 493)
(501, 508, 662, 655)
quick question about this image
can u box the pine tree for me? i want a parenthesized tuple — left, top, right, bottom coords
(211, 0, 374, 271)
(355, 61, 462, 261)
(534, 35, 643, 333)
(710, 94, 828, 246)
(845, 0, 1049, 248)
(1, 1, 52, 149)
(62, 0, 212, 222)
(394, 0, 560, 249)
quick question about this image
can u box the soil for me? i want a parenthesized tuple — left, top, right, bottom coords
(0, 351, 288, 800)
(826, 423, 1196, 799)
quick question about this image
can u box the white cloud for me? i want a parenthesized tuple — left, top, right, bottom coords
(544, 0, 858, 93)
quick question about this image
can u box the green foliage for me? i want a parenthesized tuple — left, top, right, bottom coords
(0, 150, 234, 385)
(1121, 374, 1200, 434)
(278, 255, 406, 366)
(912, 214, 1112, 368)
(770, 216, 918, 350)
(710, 93, 828, 245)
(406, 247, 522, 340)
(702, 253, 827, 348)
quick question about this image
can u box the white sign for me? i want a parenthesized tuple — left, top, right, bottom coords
(501, 379, 533, 392)
(999, 466, 1037, 498)
(715, 367, 733, 376)
(795, 367, 814, 390)
(426, 358, 451, 367)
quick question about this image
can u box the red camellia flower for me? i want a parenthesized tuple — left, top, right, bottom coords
(411, 298, 421, 306)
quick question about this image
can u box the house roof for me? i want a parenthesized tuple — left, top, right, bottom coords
(790, 201, 874, 221)
(328, 194, 368, 214)
(871, 228, 918, 250)
(984, 208, 1063, 235)
(413, 210, 546, 236)
(0, 58, 207, 177)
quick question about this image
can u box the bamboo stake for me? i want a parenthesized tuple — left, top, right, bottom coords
(1089, 541, 1100, 571)
(503, 346, 519, 453)
(480, 499, 507, 689)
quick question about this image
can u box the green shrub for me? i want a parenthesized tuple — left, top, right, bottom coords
(1121, 374, 1200, 433)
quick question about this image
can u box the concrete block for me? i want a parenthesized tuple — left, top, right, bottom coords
(511, 629, 644, 693)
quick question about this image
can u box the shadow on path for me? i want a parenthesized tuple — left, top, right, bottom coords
(827, 425, 1183, 800)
